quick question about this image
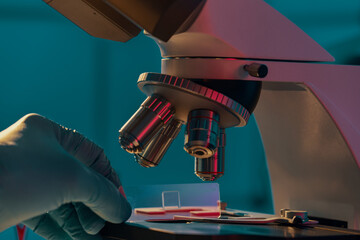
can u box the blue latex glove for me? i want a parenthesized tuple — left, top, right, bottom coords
(0, 114, 131, 239)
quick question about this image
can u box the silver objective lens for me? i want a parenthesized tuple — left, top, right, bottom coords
(184, 109, 220, 158)
(135, 119, 183, 168)
(119, 95, 175, 153)
(195, 128, 226, 181)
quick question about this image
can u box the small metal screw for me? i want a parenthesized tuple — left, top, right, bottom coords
(244, 63, 268, 78)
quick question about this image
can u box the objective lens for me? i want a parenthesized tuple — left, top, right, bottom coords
(135, 119, 183, 168)
(195, 128, 226, 181)
(184, 109, 220, 158)
(119, 95, 174, 153)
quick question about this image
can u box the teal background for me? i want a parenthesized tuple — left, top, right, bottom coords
(0, 0, 359, 239)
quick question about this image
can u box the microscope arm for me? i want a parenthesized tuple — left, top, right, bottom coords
(152, 0, 360, 169)
(155, 0, 360, 227)
(160, 54, 360, 229)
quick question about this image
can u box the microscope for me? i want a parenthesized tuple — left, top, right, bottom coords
(44, 0, 360, 236)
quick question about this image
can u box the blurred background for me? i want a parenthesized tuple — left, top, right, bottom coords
(0, 0, 359, 239)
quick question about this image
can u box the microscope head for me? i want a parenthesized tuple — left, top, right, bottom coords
(43, 0, 205, 42)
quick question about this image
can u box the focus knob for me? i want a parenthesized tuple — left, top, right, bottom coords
(244, 63, 268, 78)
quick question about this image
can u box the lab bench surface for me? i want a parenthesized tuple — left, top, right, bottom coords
(101, 221, 360, 240)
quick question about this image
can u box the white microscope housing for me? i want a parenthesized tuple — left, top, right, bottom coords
(44, 0, 360, 230)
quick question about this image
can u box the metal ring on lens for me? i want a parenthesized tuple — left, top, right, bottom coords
(195, 128, 226, 181)
(135, 119, 183, 168)
(119, 94, 175, 153)
(184, 109, 220, 158)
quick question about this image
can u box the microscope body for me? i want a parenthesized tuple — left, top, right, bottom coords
(153, 0, 360, 228)
(44, 0, 360, 230)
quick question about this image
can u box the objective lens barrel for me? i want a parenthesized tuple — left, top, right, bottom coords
(184, 109, 220, 158)
(135, 119, 183, 168)
(119, 95, 174, 153)
(195, 128, 225, 181)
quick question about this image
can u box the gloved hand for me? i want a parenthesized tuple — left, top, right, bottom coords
(0, 114, 131, 240)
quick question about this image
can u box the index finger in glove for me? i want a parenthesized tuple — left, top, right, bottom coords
(14, 114, 120, 187)
(52, 122, 129, 229)
(52, 123, 120, 188)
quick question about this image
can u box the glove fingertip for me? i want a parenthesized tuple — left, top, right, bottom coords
(84, 219, 105, 235)
(115, 196, 132, 224)
(74, 203, 106, 235)
(77, 168, 132, 224)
